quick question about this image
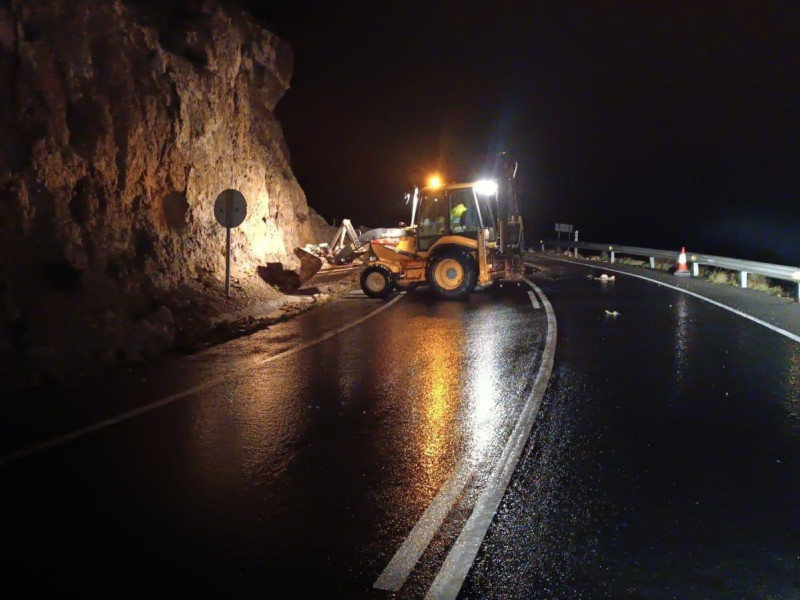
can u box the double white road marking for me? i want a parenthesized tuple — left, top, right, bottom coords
(375, 279, 557, 598)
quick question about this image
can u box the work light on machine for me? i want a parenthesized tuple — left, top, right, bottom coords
(427, 175, 443, 189)
(474, 180, 498, 195)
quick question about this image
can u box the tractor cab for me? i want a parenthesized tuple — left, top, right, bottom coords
(415, 181, 498, 251)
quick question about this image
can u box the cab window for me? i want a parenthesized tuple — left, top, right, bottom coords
(417, 192, 449, 237)
(448, 188, 480, 234)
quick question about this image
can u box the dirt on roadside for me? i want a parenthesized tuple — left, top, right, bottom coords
(174, 267, 362, 352)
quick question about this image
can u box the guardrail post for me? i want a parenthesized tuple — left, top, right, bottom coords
(649, 257, 655, 269)
(610, 251, 615, 264)
(692, 262, 699, 277)
(740, 271, 748, 288)
(573, 246, 578, 258)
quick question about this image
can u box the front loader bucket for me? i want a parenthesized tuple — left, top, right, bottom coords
(292, 246, 363, 290)
(293, 247, 324, 286)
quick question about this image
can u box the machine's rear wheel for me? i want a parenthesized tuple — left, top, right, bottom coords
(360, 265, 394, 298)
(426, 249, 477, 299)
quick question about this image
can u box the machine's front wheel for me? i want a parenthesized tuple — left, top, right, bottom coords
(360, 265, 394, 298)
(427, 249, 477, 299)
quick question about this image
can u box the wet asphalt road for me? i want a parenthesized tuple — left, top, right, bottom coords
(2, 258, 799, 599)
(463, 258, 800, 600)
(0, 284, 546, 598)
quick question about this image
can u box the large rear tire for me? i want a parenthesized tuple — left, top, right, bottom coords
(360, 265, 394, 298)
(426, 248, 477, 299)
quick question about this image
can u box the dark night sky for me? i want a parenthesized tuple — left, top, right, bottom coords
(246, 1, 800, 263)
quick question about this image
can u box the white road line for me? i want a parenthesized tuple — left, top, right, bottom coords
(422, 280, 557, 600)
(527, 290, 541, 309)
(540, 256, 800, 345)
(373, 280, 555, 594)
(0, 294, 404, 468)
(374, 459, 473, 591)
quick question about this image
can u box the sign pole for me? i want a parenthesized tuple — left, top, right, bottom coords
(214, 189, 247, 298)
(225, 190, 232, 297)
(225, 225, 231, 297)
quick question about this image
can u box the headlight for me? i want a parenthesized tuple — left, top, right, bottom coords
(474, 180, 498, 195)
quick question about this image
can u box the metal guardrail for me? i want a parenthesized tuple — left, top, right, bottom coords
(534, 239, 800, 300)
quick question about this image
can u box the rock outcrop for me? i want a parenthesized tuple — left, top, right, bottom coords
(0, 0, 333, 387)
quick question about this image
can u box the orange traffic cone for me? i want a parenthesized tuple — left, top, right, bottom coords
(674, 247, 691, 277)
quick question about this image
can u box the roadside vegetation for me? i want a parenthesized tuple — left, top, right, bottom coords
(700, 269, 789, 297)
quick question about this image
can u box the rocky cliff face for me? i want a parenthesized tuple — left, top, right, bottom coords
(0, 0, 333, 387)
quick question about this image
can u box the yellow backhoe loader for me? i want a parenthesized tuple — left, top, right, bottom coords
(359, 152, 526, 299)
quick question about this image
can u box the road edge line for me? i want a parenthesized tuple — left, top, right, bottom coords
(0, 294, 404, 468)
(527, 290, 541, 309)
(539, 256, 800, 345)
(424, 279, 557, 599)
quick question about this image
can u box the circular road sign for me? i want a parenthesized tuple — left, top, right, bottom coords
(214, 189, 247, 228)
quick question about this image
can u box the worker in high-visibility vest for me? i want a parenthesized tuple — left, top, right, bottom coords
(450, 202, 468, 232)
